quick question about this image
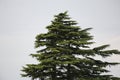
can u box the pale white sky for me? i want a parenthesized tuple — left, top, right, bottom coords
(0, 0, 120, 80)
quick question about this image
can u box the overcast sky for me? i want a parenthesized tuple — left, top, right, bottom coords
(0, 0, 120, 80)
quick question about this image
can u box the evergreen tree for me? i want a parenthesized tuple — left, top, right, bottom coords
(21, 12, 120, 80)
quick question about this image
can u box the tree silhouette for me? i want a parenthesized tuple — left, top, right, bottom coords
(21, 12, 120, 80)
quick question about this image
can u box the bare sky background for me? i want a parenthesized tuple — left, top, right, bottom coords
(0, 0, 120, 80)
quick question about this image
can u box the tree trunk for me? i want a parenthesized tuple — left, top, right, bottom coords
(67, 64, 73, 80)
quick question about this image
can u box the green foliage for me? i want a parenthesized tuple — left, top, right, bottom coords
(21, 12, 120, 80)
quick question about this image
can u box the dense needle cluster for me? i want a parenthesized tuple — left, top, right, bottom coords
(21, 12, 120, 80)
